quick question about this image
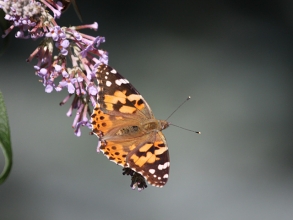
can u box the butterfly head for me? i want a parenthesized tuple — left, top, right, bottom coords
(160, 120, 170, 130)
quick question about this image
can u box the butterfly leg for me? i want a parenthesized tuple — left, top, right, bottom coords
(95, 130, 105, 153)
(122, 168, 148, 191)
(96, 140, 101, 152)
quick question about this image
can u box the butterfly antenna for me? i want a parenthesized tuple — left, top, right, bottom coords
(169, 124, 201, 134)
(165, 96, 191, 121)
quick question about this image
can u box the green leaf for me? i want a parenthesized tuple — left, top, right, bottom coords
(0, 91, 12, 184)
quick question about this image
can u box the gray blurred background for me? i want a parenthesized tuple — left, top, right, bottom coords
(1, 0, 293, 219)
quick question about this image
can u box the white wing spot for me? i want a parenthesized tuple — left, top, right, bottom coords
(110, 69, 117, 74)
(106, 72, 109, 75)
(149, 169, 155, 174)
(105, 76, 108, 79)
(163, 174, 169, 179)
(115, 79, 129, 86)
(106, 81, 112, 87)
(115, 79, 122, 86)
(158, 162, 170, 170)
(158, 177, 161, 180)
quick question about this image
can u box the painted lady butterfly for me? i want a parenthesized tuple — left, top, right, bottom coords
(91, 64, 170, 188)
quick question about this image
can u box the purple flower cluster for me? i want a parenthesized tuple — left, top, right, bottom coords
(1, 0, 147, 191)
(1, 0, 108, 136)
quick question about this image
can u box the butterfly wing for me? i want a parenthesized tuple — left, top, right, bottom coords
(96, 129, 170, 187)
(95, 63, 154, 120)
(127, 131, 170, 187)
(91, 63, 156, 150)
(91, 64, 170, 187)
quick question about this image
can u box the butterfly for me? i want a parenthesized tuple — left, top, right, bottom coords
(91, 63, 170, 188)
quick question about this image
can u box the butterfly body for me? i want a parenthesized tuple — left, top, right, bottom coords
(91, 64, 170, 187)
